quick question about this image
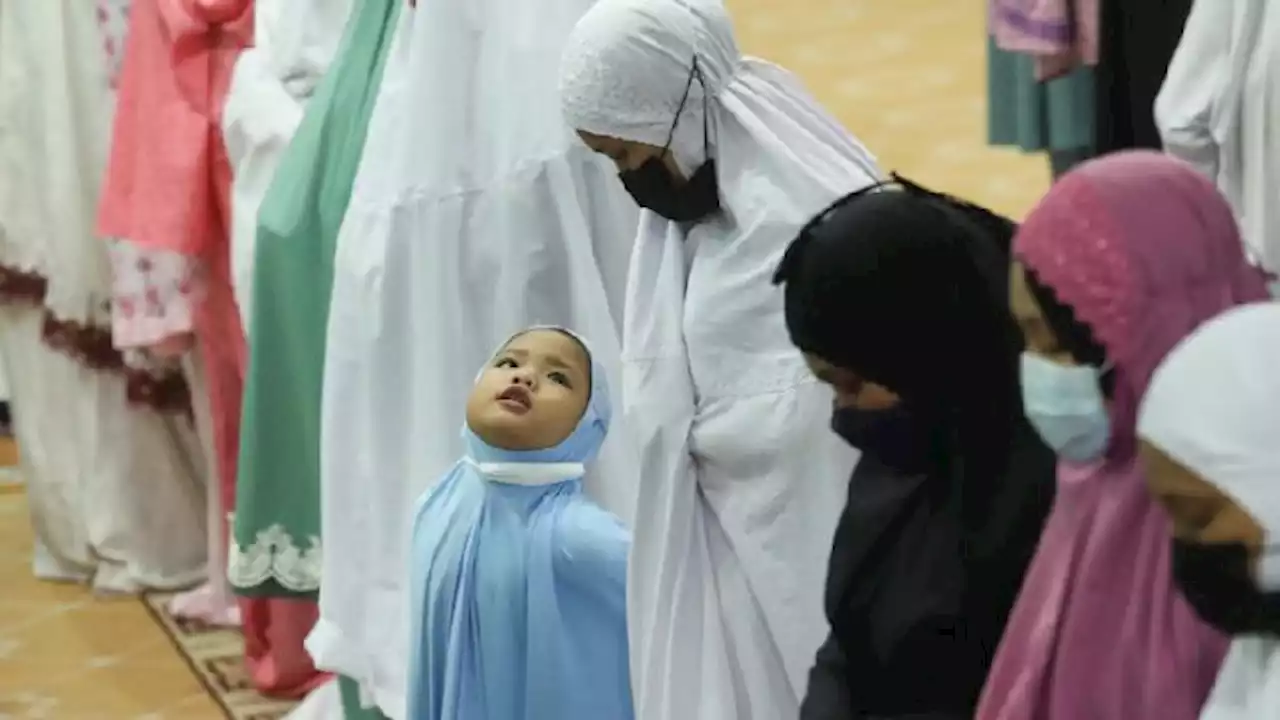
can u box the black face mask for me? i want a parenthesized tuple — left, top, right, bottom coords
(618, 58, 721, 224)
(621, 158, 720, 223)
(830, 404, 935, 475)
(1171, 539, 1280, 636)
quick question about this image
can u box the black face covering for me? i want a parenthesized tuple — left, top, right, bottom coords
(1171, 539, 1280, 635)
(621, 158, 719, 223)
(831, 403, 935, 475)
(618, 59, 721, 223)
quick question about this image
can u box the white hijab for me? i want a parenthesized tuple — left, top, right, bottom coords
(558, 0, 882, 402)
(560, 0, 881, 213)
(1138, 301, 1280, 720)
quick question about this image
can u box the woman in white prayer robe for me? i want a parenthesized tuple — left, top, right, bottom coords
(1156, 0, 1280, 279)
(557, 0, 882, 716)
(0, 0, 206, 593)
(313, 0, 638, 714)
(1138, 301, 1280, 719)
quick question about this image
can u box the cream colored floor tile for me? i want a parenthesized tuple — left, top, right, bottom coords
(0, 602, 163, 668)
(0, 493, 210, 718)
(51, 663, 214, 714)
(150, 691, 227, 719)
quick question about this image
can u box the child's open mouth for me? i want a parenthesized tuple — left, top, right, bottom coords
(496, 386, 533, 413)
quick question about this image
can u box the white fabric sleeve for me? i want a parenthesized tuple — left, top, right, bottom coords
(1155, 0, 1235, 181)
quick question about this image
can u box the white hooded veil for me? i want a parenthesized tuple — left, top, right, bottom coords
(1139, 301, 1280, 720)
(559, 1, 880, 717)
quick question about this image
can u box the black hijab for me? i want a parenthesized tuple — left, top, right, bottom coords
(774, 177, 1056, 716)
(775, 176, 1027, 489)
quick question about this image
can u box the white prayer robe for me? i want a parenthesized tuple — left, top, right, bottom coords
(0, 0, 206, 592)
(1156, 0, 1280, 275)
(222, 0, 352, 329)
(558, 0, 882, 716)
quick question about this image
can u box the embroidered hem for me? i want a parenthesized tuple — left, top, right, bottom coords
(227, 522, 323, 593)
(0, 264, 192, 413)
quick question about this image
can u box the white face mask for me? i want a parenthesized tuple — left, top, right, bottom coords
(463, 459, 585, 486)
(1019, 352, 1112, 462)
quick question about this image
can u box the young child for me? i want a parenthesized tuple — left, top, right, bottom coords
(406, 326, 633, 720)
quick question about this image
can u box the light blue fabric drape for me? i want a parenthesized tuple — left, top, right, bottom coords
(406, 330, 633, 720)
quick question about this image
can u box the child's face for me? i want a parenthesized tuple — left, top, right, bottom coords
(465, 329, 592, 451)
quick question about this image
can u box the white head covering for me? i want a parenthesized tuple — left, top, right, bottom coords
(1139, 301, 1280, 556)
(558, 0, 883, 389)
(1138, 300, 1280, 719)
(559, 0, 881, 202)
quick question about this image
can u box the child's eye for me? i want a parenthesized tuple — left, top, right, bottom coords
(548, 371, 571, 387)
(495, 357, 518, 369)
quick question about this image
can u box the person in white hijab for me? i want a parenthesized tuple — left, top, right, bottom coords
(1138, 300, 1280, 719)
(558, 1, 882, 717)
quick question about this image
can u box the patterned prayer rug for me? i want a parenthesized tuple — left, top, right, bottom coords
(142, 593, 298, 720)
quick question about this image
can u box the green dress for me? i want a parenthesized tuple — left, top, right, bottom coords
(339, 675, 390, 720)
(229, 0, 401, 600)
(986, 38, 1096, 178)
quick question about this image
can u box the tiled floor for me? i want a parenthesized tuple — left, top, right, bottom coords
(0, 479, 222, 719)
(0, 1, 1050, 718)
(734, 0, 1050, 219)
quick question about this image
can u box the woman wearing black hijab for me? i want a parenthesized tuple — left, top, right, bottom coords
(772, 179, 1057, 719)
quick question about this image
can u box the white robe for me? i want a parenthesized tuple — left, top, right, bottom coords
(313, 1, 636, 714)
(0, 0, 206, 592)
(308, 11, 414, 711)
(1156, 0, 1279, 274)
(558, 0, 880, 716)
(222, 0, 352, 330)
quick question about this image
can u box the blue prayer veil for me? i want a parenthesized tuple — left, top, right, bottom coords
(407, 327, 633, 720)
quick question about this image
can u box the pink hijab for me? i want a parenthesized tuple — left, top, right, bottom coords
(977, 151, 1266, 718)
